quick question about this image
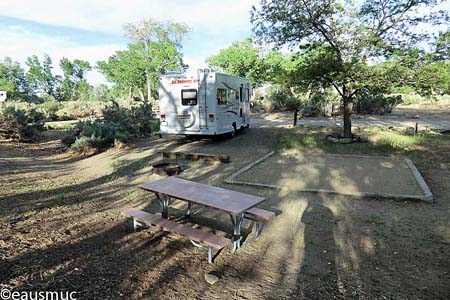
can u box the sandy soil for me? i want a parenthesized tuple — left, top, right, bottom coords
(1, 127, 450, 300)
(236, 151, 426, 198)
(252, 100, 450, 130)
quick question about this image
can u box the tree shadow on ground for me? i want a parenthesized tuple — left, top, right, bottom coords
(294, 198, 339, 299)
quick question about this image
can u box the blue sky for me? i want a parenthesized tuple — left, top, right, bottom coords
(0, 0, 256, 85)
(0, 0, 448, 85)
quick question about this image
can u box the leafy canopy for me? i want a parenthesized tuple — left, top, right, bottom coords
(251, 0, 449, 136)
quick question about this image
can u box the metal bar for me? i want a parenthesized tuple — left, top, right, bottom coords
(255, 221, 264, 240)
(230, 213, 244, 254)
(186, 202, 192, 217)
(208, 247, 212, 264)
(133, 219, 138, 231)
(155, 193, 170, 219)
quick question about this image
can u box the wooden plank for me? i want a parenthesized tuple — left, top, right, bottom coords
(139, 177, 266, 215)
(161, 151, 230, 163)
(245, 207, 275, 221)
(121, 208, 231, 250)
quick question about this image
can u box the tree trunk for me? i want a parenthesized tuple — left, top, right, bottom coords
(343, 95, 353, 138)
(139, 89, 145, 102)
(146, 71, 151, 103)
(128, 86, 133, 100)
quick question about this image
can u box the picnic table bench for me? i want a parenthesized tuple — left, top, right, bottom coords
(121, 177, 275, 263)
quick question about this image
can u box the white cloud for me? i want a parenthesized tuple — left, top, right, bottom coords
(0, 24, 124, 85)
(0, 0, 258, 35)
(0, 0, 259, 84)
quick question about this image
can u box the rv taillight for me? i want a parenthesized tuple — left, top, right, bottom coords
(160, 114, 166, 120)
(208, 113, 215, 121)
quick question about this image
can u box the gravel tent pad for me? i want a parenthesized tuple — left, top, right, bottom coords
(227, 151, 433, 202)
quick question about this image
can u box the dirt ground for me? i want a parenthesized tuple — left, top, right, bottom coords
(235, 152, 426, 199)
(252, 99, 450, 130)
(1, 125, 450, 300)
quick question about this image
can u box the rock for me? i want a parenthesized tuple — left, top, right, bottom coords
(338, 138, 354, 144)
(325, 135, 339, 143)
(204, 273, 219, 285)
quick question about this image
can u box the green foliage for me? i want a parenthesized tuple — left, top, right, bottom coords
(354, 91, 402, 115)
(0, 106, 43, 141)
(57, 101, 105, 119)
(72, 120, 129, 151)
(266, 85, 302, 111)
(67, 102, 156, 152)
(26, 54, 57, 98)
(93, 84, 113, 102)
(0, 57, 29, 99)
(207, 38, 267, 86)
(274, 127, 440, 155)
(252, 0, 449, 137)
(58, 58, 92, 101)
(98, 19, 190, 101)
(102, 102, 155, 137)
(39, 101, 63, 120)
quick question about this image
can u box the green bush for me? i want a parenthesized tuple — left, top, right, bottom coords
(354, 91, 402, 114)
(266, 85, 302, 111)
(67, 102, 156, 152)
(57, 101, 106, 119)
(71, 120, 130, 150)
(102, 102, 154, 137)
(0, 106, 43, 141)
(38, 101, 63, 120)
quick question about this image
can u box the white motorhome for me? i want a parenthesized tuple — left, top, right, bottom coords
(0, 91, 7, 103)
(158, 69, 251, 136)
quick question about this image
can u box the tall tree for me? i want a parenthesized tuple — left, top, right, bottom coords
(0, 57, 29, 99)
(122, 19, 190, 101)
(252, 0, 449, 137)
(206, 38, 267, 86)
(26, 54, 56, 98)
(59, 58, 92, 101)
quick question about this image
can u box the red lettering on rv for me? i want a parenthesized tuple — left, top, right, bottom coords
(171, 79, 200, 84)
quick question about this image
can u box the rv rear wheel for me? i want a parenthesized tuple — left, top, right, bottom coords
(230, 124, 236, 137)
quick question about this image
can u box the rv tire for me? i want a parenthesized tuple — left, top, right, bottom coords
(230, 124, 236, 138)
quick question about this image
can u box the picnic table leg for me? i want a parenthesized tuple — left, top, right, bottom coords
(230, 213, 244, 254)
(186, 202, 192, 217)
(155, 193, 170, 219)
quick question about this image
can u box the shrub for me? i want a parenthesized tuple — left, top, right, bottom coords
(0, 106, 43, 141)
(354, 91, 402, 115)
(39, 101, 63, 120)
(266, 85, 301, 111)
(67, 103, 156, 152)
(102, 102, 154, 137)
(57, 101, 106, 119)
(71, 120, 129, 151)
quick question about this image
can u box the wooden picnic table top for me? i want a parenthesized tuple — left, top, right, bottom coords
(138, 177, 266, 215)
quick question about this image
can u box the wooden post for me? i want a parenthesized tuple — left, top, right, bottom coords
(293, 109, 298, 126)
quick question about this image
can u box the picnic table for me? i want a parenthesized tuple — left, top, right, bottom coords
(138, 176, 268, 253)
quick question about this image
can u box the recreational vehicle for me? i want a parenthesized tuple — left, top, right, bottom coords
(158, 69, 251, 136)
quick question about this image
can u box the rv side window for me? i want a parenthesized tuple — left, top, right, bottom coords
(246, 88, 250, 102)
(217, 88, 228, 105)
(181, 89, 197, 106)
(240, 86, 243, 102)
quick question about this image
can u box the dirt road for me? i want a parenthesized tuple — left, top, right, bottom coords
(1, 127, 450, 300)
(252, 104, 450, 130)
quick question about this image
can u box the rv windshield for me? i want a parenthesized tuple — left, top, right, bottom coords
(181, 89, 197, 106)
